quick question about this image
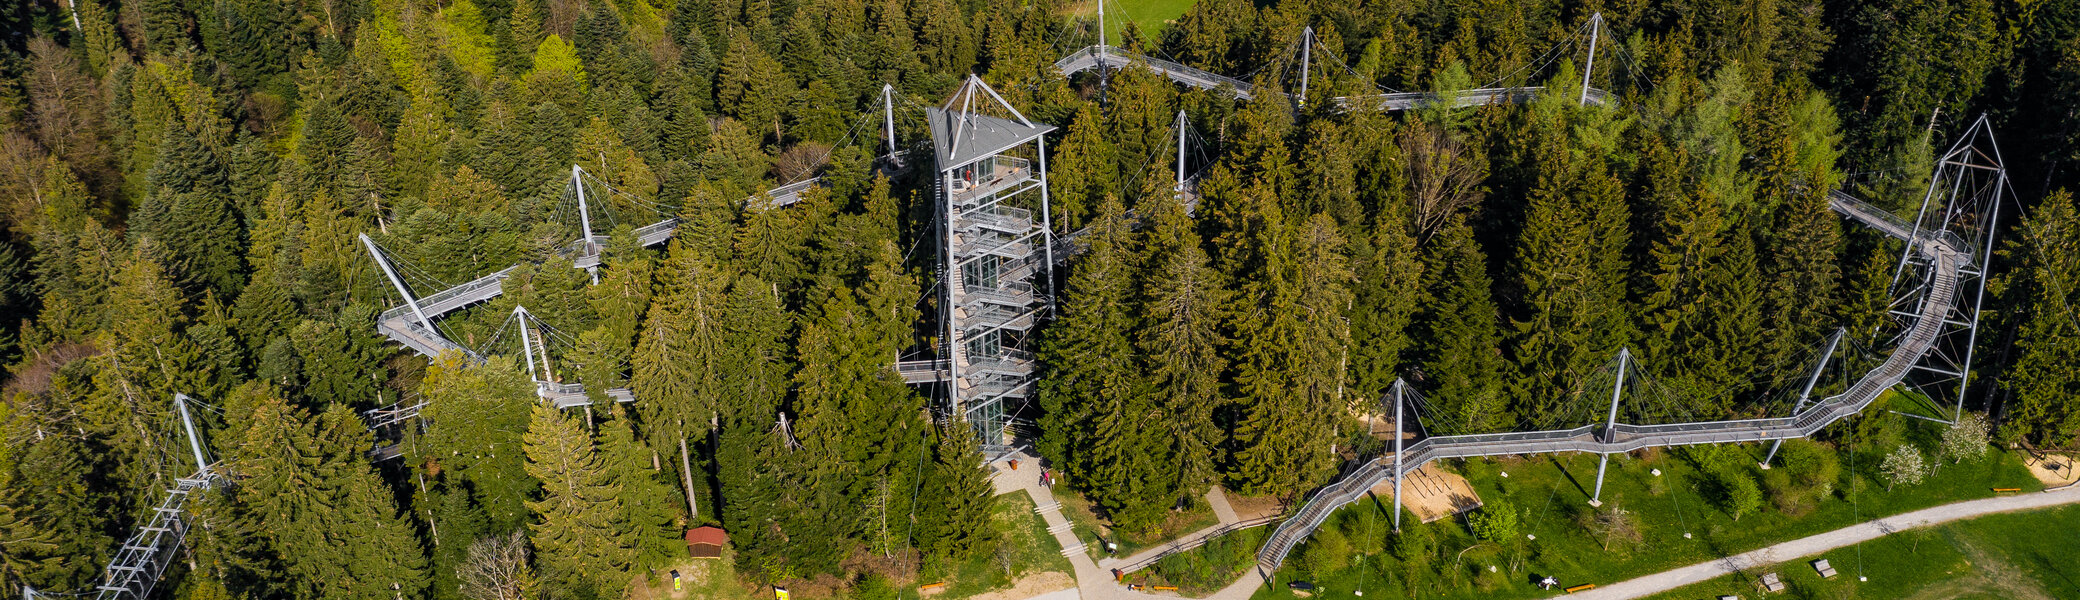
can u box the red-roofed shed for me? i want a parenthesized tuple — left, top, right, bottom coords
(685, 526, 728, 559)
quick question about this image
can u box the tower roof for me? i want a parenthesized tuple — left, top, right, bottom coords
(927, 76, 1055, 170)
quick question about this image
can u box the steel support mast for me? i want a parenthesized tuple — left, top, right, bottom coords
(1591, 348, 1630, 506)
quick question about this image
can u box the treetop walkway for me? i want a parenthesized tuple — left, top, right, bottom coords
(1252, 142, 2006, 572)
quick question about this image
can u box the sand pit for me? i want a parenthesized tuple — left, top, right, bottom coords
(1368, 463, 1483, 523)
(2024, 452, 2077, 489)
(955, 571, 1074, 600)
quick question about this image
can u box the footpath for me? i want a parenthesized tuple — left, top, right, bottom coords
(1574, 484, 2080, 599)
(993, 450, 2080, 600)
(990, 452, 1269, 600)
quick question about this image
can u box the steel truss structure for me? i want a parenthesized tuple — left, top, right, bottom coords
(27, 395, 225, 600)
(920, 75, 1057, 447)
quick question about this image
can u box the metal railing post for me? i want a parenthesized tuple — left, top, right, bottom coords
(515, 306, 540, 382)
(572, 165, 599, 285)
(883, 84, 898, 158)
(1765, 328, 1844, 468)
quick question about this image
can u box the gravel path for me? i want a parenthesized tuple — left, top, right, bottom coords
(1573, 485, 2080, 599)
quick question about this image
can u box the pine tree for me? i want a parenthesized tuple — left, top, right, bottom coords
(1762, 185, 1844, 363)
(137, 122, 245, 298)
(1229, 213, 1351, 498)
(1509, 133, 1632, 428)
(631, 239, 733, 521)
(291, 318, 382, 406)
(228, 387, 428, 600)
(597, 409, 683, 569)
(1347, 195, 1425, 402)
(524, 403, 634, 599)
(1047, 104, 1119, 230)
(791, 282, 928, 560)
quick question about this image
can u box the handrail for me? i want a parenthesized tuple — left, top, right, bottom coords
(1252, 193, 1969, 571)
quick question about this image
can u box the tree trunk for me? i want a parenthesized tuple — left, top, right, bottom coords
(680, 437, 699, 521)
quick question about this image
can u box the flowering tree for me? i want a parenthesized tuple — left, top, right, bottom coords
(1881, 445, 1929, 491)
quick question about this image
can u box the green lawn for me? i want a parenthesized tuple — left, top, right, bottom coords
(1067, 0, 1196, 44)
(1232, 414, 2040, 600)
(1643, 503, 2080, 600)
(920, 492, 1076, 599)
(1051, 484, 1221, 558)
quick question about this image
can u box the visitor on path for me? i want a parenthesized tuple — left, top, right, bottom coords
(1009, 459, 1020, 471)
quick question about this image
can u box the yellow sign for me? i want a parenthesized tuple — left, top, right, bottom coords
(775, 588, 790, 600)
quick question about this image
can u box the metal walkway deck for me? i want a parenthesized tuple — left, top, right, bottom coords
(1053, 45, 1613, 109)
(372, 176, 824, 405)
(1253, 191, 1965, 572)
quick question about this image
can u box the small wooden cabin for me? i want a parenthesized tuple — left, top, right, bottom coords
(685, 526, 727, 559)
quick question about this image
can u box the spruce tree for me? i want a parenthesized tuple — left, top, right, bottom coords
(915, 422, 1000, 563)
(1509, 133, 1632, 427)
(524, 403, 634, 600)
(419, 356, 539, 531)
(2000, 190, 2080, 444)
(1415, 222, 1511, 434)
(1136, 191, 1229, 501)
(597, 409, 683, 569)
(228, 387, 429, 600)
(1040, 196, 1166, 527)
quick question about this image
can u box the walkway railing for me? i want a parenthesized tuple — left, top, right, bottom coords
(1114, 515, 1282, 575)
(94, 473, 218, 600)
(1252, 192, 1969, 572)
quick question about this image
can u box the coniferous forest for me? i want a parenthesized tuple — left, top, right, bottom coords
(0, 0, 2078, 598)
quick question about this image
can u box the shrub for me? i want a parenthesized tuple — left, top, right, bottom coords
(1302, 525, 1350, 576)
(1709, 465, 1762, 521)
(1468, 498, 1520, 542)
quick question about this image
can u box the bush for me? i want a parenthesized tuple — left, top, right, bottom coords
(1778, 439, 1841, 489)
(1302, 524, 1351, 576)
(1760, 467, 1808, 515)
(1468, 498, 1520, 542)
(1709, 465, 1763, 521)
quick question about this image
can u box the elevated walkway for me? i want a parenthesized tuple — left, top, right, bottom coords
(1057, 46, 1256, 98)
(373, 175, 848, 399)
(1054, 45, 1613, 110)
(93, 473, 218, 600)
(1253, 190, 1968, 572)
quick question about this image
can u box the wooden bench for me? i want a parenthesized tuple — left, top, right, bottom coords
(1813, 558, 1837, 579)
(1993, 487, 2021, 492)
(1564, 584, 1596, 593)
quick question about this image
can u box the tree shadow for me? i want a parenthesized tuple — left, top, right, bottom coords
(1549, 455, 1591, 499)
